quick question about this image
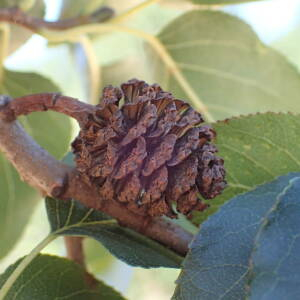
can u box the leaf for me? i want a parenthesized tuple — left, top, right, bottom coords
(83, 238, 115, 274)
(0, 0, 27, 8)
(46, 197, 183, 268)
(148, 10, 300, 121)
(0, 254, 126, 300)
(173, 173, 300, 300)
(93, 2, 184, 67)
(192, 112, 300, 225)
(272, 26, 300, 70)
(0, 70, 72, 259)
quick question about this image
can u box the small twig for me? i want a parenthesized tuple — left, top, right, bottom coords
(64, 236, 85, 267)
(2, 93, 97, 127)
(0, 6, 114, 31)
(0, 93, 193, 255)
(64, 236, 98, 287)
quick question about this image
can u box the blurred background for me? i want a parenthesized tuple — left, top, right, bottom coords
(1, 0, 300, 299)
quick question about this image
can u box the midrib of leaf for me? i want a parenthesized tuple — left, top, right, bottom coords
(182, 178, 297, 300)
(0, 216, 116, 299)
(220, 143, 276, 177)
(227, 183, 251, 190)
(164, 40, 250, 52)
(139, 32, 215, 122)
(11, 261, 54, 300)
(0, 235, 56, 300)
(177, 62, 281, 100)
(243, 177, 298, 298)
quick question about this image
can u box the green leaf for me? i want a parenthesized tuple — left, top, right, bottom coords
(46, 197, 183, 268)
(148, 10, 300, 121)
(0, 254, 126, 300)
(173, 173, 300, 300)
(272, 26, 300, 70)
(0, 0, 27, 8)
(84, 238, 115, 274)
(0, 0, 37, 10)
(0, 70, 72, 259)
(192, 112, 300, 225)
(0, 158, 38, 260)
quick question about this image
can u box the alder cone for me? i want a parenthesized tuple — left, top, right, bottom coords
(72, 79, 226, 218)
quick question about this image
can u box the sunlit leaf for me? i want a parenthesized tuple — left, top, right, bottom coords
(193, 112, 300, 225)
(148, 10, 300, 121)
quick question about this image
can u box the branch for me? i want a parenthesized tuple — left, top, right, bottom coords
(0, 94, 193, 256)
(1, 93, 96, 126)
(0, 6, 114, 31)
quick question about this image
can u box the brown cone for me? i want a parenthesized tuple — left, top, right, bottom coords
(72, 79, 226, 218)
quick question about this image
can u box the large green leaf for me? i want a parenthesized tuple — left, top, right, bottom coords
(148, 10, 300, 121)
(46, 197, 183, 268)
(0, 70, 72, 259)
(0, 254, 126, 300)
(173, 173, 300, 300)
(193, 112, 300, 225)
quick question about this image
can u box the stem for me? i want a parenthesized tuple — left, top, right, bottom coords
(64, 236, 85, 267)
(0, 235, 56, 300)
(6, 93, 97, 126)
(109, 0, 161, 25)
(0, 7, 114, 31)
(78, 36, 101, 105)
(0, 23, 9, 83)
(41, 24, 215, 122)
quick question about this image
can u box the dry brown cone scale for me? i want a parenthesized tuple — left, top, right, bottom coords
(72, 79, 226, 219)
